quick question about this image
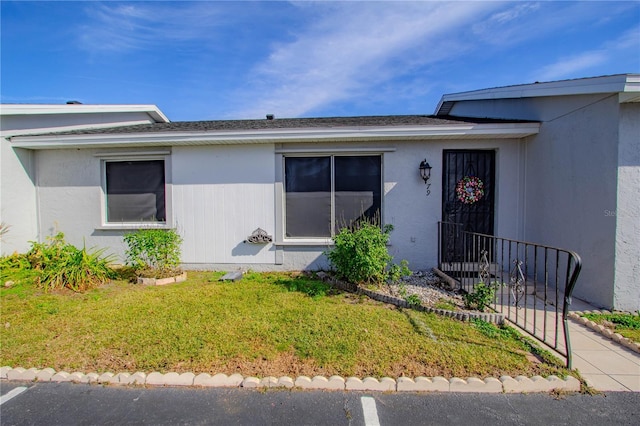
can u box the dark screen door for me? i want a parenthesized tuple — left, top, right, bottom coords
(441, 150, 495, 262)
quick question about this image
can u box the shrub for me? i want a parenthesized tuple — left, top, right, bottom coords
(326, 219, 409, 286)
(463, 281, 502, 311)
(123, 228, 182, 277)
(26, 232, 115, 292)
(0, 252, 35, 286)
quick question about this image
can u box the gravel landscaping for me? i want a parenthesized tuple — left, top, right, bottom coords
(377, 269, 468, 311)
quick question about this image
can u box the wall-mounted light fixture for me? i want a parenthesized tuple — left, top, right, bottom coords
(419, 159, 432, 196)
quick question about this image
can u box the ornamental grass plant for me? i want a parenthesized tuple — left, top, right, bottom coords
(1, 232, 115, 292)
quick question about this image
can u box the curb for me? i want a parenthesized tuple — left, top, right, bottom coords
(316, 272, 505, 325)
(569, 311, 640, 353)
(0, 366, 580, 393)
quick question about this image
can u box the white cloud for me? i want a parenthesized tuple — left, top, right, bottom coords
(536, 51, 609, 82)
(78, 3, 223, 52)
(71, 1, 639, 119)
(533, 25, 640, 82)
(230, 2, 501, 118)
(482, 2, 540, 26)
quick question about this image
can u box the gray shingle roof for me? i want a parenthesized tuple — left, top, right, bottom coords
(28, 115, 535, 137)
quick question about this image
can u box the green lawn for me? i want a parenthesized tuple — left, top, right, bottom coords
(1, 271, 571, 379)
(583, 312, 640, 343)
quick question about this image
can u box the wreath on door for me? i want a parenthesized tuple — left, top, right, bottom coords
(456, 176, 485, 204)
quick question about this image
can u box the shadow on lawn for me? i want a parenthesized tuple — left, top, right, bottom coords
(273, 274, 342, 299)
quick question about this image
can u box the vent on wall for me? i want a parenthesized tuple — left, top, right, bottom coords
(437, 101, 454, 116)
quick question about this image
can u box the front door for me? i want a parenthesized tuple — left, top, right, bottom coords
(441, 150, 495, 261)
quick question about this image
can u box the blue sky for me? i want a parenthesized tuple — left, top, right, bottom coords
(2, 1, 639, 121)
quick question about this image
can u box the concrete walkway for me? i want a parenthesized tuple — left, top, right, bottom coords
(494, 291, 639, 392)
(567, 313, 640, 392)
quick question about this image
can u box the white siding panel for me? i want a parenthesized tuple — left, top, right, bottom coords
(172, 145, 276, 265)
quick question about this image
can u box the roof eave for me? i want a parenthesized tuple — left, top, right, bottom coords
(0, 104, 170, 123)
(435, 74, 640, 115)
(9, 123, 540, 149)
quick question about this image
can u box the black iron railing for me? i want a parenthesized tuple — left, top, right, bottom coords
(438, 221, 582, 368)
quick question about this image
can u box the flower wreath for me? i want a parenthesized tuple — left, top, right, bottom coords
(456, 176, 485, 204)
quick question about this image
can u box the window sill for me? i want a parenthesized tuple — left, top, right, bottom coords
(275, 239, 334, 247)
(95, 224, 172, 231)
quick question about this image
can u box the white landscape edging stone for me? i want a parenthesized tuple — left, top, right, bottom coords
(0, 366, 581, 393)
(137, 272, 188, 286)
(396, 376, 449, 392)
(569, 311, 640, 353)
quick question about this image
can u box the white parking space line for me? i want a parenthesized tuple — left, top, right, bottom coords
(0, 386, 29, 405)
(360, 396, 381, 426)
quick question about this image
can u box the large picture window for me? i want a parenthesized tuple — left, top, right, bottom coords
(105, 160, 166, 223)
(284, 155, 381, 238)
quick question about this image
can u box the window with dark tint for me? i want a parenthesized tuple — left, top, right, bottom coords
(285, 157, 331, 237)
(284, 155, 381, 238)
(334, 156, 381, 233)
(105, 160, 166, 223)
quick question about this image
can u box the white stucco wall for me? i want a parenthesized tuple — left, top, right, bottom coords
(452, 95, 624, 308)
(614, 103, 640, 312)
(36, 149, 107, 249)
(31, 138, 524, 274)
(0, 109, 160, 255)
(526, 96, 620, 308)
(0, 142, 37, 254)
(383, 139, 524, 271)
(446, 94, 615, 122)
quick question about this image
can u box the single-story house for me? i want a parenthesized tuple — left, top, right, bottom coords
(1, 74, 638, 311)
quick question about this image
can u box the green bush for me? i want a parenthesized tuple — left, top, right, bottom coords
(463, 281, 502, 311)
(25, 232, 115, 292)
(0, 252, 36, 286)
(326, 220, 409, 286)
(123, 228, 182, 277)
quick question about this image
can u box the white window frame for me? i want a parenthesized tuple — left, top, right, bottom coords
(276, 151, 385, 244)
(96, 151, 172, 230)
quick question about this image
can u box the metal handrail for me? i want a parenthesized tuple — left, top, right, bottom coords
(438, 221, 582, 368)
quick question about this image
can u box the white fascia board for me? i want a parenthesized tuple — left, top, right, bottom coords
(10, 123, 540, 149)
(1, 120, 158, 138)
(0, 104, 169, 123)
(436, 74, 640, 112)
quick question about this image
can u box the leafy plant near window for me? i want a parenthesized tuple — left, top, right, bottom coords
(1, 232, 116, 292)
(123, 228, 182, 278)
(326, 218, 409, 287)
(463, 281, 503, 311)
